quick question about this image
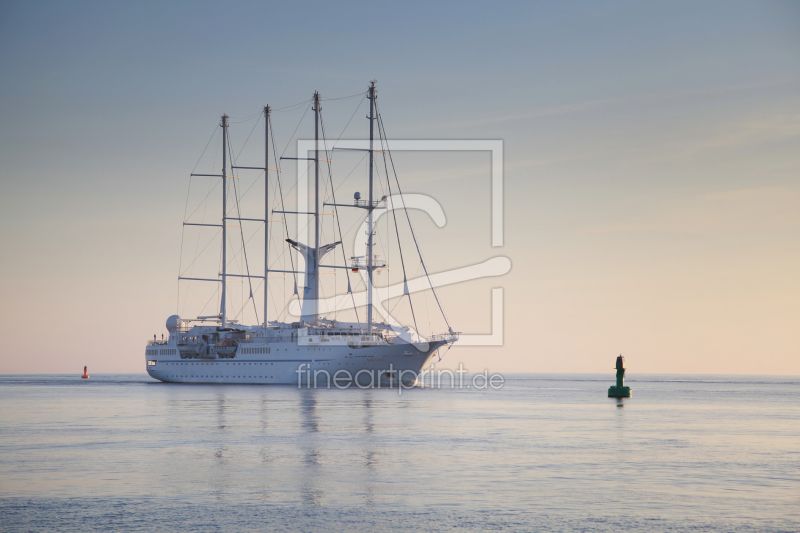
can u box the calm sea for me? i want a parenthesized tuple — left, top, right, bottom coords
(0, 374, 797, 532)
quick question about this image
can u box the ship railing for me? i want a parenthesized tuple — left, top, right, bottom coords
(350, 256, 387, 270)
(346, 333, 386, 347)
(236, 336, 296, 344)
(237, 334, 285, 343)
(353, 198, 386, 209)
(428, 332, 461, 342)
(147, 339, 170, 346)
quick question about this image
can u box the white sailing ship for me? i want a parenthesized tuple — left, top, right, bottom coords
(145, 82, 458, 386)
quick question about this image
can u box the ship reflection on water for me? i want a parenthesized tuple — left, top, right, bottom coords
(179, 386, 393, 507)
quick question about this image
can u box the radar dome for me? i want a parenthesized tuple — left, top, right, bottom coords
(354, 191, 361, 200)
(166, 315, 182, 332)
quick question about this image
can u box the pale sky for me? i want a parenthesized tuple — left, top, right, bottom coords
(1, 0, 798, 375)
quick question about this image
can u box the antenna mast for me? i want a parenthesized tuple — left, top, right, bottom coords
(220, 114, 228, 328)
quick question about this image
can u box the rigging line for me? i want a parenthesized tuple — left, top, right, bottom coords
(229, 107, 266, 202)
(218, 218, 224, 316)
(372, 136, 394, 321)
(370, 156, 390, 258)
(272, 97, 313, 112)
(328, 152, 368, 199)
(235, 113, 262, 160)
(183, 177, 221, 222)
(229, 116, 261, 124)
(265, 101, 314, 212)
(270, 113, 298, 290)
(224, 215, 264, 268)
(266, 146, 277, 294)
(438, 342, 454, 362)
(319, 110, 360, 322)
(178, 181, 193, 315)
(232, 284, 256, 321)
(228, 109, 263, 122)
(183, 174, 218, 285)
(190, 124, 220, 175)
(182, 127, 222, 224)
(179, 130, 217, 309)
(423, 285, 432, 337)
(181, 283, 206, 317)
(248, 276, 264, 306)
(237, 170, 265, 203)
(327, 95, 368, 196)
(338, 209, 369, 244)
(267, 93, 352, 201)
(320, 90, 368, 101)
(183, 126, 221, 314)
(262, 275, 280, 322)
(267, 159, 307, 201)
(233, 177, 260, 324)
(228, 130, 260, 324)
(179, 229, 221, 278)
(267, 147, 347, 296)
(378, 111, 419, 333)
(265, 228, 295, 265)
(225, 132, 246, 303)
(196, 278, 221, 317)
(269, 99, 364, 248)
(316, 105, 335, 306)
(267, 273, 284, 322)
(388, 288, 408, 315)
(279, 101, 312, 159)
(377, 106, 452, 331)
(231, 112, 267, 201)
(330, 93, 366, 148)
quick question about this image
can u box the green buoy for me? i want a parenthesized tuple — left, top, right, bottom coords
(608, 355, 631, 397)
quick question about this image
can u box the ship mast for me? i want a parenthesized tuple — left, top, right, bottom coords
(367, 81, 376, 335)
(278, 91, 335, 326)
(221, 114, 228, 328)
(313, 91, 321, 325)
(264, 105, 270, 328)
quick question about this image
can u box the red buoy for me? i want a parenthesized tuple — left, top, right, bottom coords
(81, 366, 89, 379)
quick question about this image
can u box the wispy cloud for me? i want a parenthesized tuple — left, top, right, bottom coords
(417, 79, 800, 132)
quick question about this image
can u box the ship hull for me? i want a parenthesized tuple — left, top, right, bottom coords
(146, 339, 446, 386)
